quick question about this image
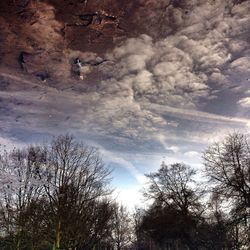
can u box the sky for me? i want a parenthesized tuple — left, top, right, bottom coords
(0, 0, 250, 209)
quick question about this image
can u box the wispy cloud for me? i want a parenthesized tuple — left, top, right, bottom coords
(143, 103, 250, 126)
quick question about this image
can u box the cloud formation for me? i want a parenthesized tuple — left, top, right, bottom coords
(1, 0, 250, 186)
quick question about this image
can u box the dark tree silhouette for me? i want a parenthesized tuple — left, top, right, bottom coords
(142, 162, 204, 249)
(42, 134, 112, 250)
(0, 146, 45, 250)
(111, 204, 132, 250)
(0, 135, 114, 250)
(144, 162, 202, 216)
(203, 133, 250, 247)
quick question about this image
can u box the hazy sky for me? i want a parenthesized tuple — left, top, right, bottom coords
(0, 0, 250, 208)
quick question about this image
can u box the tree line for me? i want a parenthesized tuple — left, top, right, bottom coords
(0, 133, 249, 249)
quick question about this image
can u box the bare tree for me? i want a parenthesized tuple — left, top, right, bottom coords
(0, 146, 46, 249)
(42, 134, 112, 250)
(144, 162, 202, 216)
(111, 204, 132, 250)
(203, 133, 250, 247)
(0, 135, 114, 249)
(143, 162, 204, 249)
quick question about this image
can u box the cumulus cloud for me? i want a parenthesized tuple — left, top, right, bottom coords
(99, 0, 250, 117)
(89, 1, 250, 156)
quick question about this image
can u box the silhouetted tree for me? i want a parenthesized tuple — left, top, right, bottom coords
(0, 146, 46, 249)
(144, 162, 202, 216)
(42, 134, 112, 249)
(0, 135, 115, 250)
(203, 133, 250, 247)
(142, 162, 204, 249)
(111, 204, 132, 250)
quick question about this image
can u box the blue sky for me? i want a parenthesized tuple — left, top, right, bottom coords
(0, 0, 250, 208)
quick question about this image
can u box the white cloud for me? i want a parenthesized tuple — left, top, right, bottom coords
(142, 102, 250, 126)
(230, 57, 250, 72)
(238, 97, 250, 108)
(184, 151, 200, 158)
(100, 149, 147, 185)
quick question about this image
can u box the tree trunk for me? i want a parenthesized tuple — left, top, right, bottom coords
(53, 220, 61, 250)
(16, 229, 21, 250)
(16, 237, 21, 250)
